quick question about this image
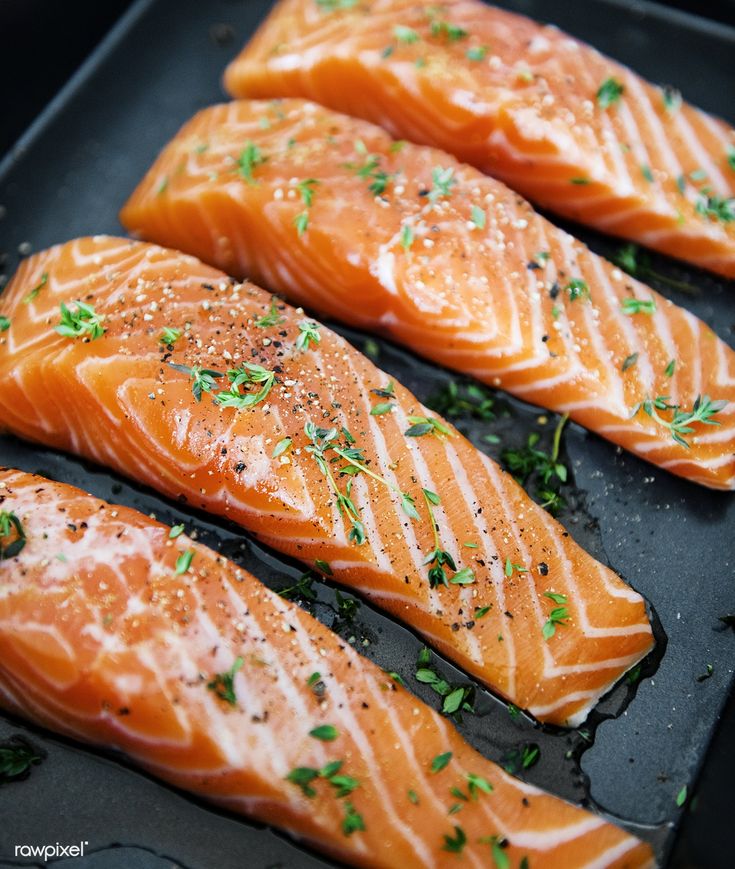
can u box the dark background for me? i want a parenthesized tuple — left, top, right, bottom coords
(0, 1, 734, 867)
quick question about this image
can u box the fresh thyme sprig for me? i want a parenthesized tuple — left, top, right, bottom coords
(55, 300, 105, 341)
(614, 244, 699, 295)
(254, 296, 285, 328)
(631, 393, 727, 448)
(215, 363, 275, 409)
(422, 488, 459, 588)
(501, 414, 569, 514)
(168, 363, 223, 401)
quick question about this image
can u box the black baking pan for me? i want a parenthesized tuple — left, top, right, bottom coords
(0, 1, 733, 867)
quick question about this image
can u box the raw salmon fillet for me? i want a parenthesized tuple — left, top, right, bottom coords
(224, 0, 735, 279)
(120, 100, 735, 489)
(0, 237, 653, 726)
(0, 468, 654, 868)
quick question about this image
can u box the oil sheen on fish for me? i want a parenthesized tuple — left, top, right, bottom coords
(120, 100, 735, 489)
(224, 0, 735, 279)
(0, 237, 653, 727)
(0, 468, 654, 868)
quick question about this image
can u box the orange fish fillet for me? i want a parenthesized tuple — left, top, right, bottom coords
(224, 0, 735, 279)
(0, 237, 653, 726)
(0, 468, 654, 868)
(120, 99, 735, 489)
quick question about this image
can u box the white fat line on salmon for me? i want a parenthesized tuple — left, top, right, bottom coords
(587, 255, 657, 395)
(342, 354, 438, 585)
(181, 580, 288, 773)
(674, 108, 731, 195)
(625, 75, 685, 184)
(441, 442, 515, 672)
(590, 560, 650, 605)
(561, 235, 629, 413)
(534, 504, 651, 641)
(265, 593, 430, 863)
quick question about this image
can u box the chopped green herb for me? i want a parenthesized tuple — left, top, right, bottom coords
(405, 415, 452, 438)
(394, 24, 419, 43)
(254, 296, 285, 328)
(690, 168, 707, 182)
(565, 278, 590, 302)
(727, 146, 735, 172)
(542, 591, 569, 640)
(626, 664, 642, 685)
(169, 524, 185, 539)
(474, 605, 492, 619)
(408, 788, 420, 804)
(307, 671, 322, 688)
(570, 177, 590, 185)
(470, 204, 486, 228)
(296, 320, 321, 351)
(23, 271, 48, 304)
(296, 177, 319, 207)
(613, 243, 698, 294)
(676, 785, 688, 807)
(0, 316, 9, 332)
(272, 437, 292, 458)
(371, 402, 395, 416)
(429, 17, 468, 42)
(335, 589, 360, 622)
(695, 193, 735, 223)
(696, 664, 714, 683)
(442, 825, 467, 854)
(400, 224, 415, 251)
(237, 142, 265, 184)
(500, 742, 541, 775)
(0, 738, 42, 782)
(56, 300, 106, 341)
(175, 549, 194, 575)
(596, 77, 624, 108)
(504, 558, 528, 577)
(0, 510, 26, 560)
(207, 657, 243, 705)
(662, 85, 682, 113)
(427, 166, 457, 204)
(294, 209, 310, 236)
(342, 802, 365, 836)
(450, 567, 475, 585)
(316, 559, 332, 575)
(168, 363, 223, 401)
(507, 703, 519, 719)
(278, 571, 317, 601)
(664, 359, 676, 378)
(482, 836, 510, 869)
(157, 176, 168, 195)
(622, 352, 639, 372)
(621, 297, 656, 315)
(432, 752, 453, 773)
(315, 0, 358, 10)
(427, 379, 495, 421)
(159, 326, 181, 347)
(287, 766, 319, 797)
(310, 724, 338, 741)
(466, 772, 493, 797)
(215, 363, 275, 409)
(466, 45, 488, 61)
(364, 338, 380, 358)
